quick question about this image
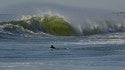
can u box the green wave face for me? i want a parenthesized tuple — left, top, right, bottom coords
(1, 15, 76, 36)
(41, 15, 75, 36)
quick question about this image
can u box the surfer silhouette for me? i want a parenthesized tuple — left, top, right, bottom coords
(49, 45, 56, 50)
(49, 45, 68, 51)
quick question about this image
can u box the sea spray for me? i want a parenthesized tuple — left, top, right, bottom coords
(75, 18, 125, 35)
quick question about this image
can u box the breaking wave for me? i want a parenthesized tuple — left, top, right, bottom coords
(0, 12, 75, 39)
(0, 11, 125, 38)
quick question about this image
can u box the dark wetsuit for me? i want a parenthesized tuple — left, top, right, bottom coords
(49, 45, 56, 50)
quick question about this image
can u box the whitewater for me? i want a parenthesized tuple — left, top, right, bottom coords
(0, 4, 125, 70)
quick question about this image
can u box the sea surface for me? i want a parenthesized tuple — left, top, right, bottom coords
(0, 5, 125, 69)
(0, 32, 125, 70)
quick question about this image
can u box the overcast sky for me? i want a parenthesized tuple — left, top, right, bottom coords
(0, 0, 125, 11)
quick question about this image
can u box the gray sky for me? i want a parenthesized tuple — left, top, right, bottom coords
(0, 0, 125, 11)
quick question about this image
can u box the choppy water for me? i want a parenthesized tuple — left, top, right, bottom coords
(0, 33, 125, 70)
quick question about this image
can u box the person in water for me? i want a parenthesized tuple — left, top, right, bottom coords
(49, 45, 68, 50)
(49, 45, 56, 50)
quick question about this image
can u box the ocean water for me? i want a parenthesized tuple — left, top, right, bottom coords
(0, 33, 125, 70)
(0, 5, 125, 69)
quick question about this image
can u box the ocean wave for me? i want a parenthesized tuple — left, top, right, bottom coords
(0, 12, 125, 37)
(0, 14, 75, 37)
